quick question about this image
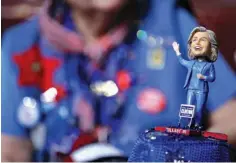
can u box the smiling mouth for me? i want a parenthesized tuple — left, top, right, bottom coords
(194, 46, 202, 51)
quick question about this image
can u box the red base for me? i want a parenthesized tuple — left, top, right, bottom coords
(155, 126, 228, 141)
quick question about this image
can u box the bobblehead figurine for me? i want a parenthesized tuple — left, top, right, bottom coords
(172, 26, 218, 128)
(128, 27, 233, 162)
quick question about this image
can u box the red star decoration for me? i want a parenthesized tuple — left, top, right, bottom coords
(13, 44, 66, 101)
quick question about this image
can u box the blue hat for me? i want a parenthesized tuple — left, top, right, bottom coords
(128, 127, 233, 162)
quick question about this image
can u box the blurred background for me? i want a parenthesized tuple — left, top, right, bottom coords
(2, 0, 236, 71)
(1, 0, 236, 162)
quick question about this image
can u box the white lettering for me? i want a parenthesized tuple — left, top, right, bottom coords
(181, 109, 193, 114)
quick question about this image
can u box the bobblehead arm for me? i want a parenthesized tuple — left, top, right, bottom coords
(172, 41, 192, 68)
(202, 64, 215, 82)
(177, 54, 192, 68)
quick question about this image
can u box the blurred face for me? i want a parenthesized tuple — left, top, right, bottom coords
(190, 32, 211, 57)
(66, 0, 128, 12)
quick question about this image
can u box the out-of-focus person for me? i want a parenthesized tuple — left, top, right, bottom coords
(2, 0, 236, 161)
(2, 0, 236, 69)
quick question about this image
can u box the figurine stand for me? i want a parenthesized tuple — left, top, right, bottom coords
(155, 126, 228, 142)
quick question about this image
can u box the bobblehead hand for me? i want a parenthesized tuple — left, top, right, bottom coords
(197, 73, 205, 80)
(172, 42, 181, 56)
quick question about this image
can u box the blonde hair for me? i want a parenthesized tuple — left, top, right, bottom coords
(188, 26, 218, 62)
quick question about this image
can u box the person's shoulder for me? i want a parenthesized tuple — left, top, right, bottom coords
(3, 16, 39, 39)
(2, 16, 40, 52)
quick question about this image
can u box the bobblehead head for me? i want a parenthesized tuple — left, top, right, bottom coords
(188, 27, 218, 62)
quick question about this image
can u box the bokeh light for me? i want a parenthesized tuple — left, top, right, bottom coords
(137, 30, 148, 41)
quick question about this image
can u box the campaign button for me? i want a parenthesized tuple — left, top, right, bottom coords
(116, 70, 132, 91)
(147, 47, 166, 70)
(17, 97, 41, 128)
(137, 88, 166, 114)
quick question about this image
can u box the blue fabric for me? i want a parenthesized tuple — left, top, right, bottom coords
(177, 55, 216, 125)
(177, 55, 215, 92)
(1, 17, 41, 137)
(1, 0, 236, 160)
(128, 129, 231, 162)
(187, 90, 207, 125)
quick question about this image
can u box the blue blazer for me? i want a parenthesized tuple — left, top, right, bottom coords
(178, 55, 215, 92)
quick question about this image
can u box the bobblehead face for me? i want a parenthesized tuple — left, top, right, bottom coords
(190, 32, 211, 58)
